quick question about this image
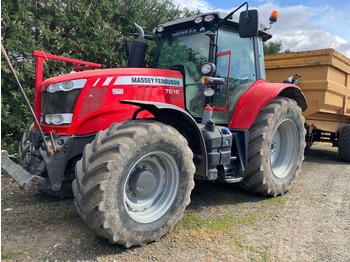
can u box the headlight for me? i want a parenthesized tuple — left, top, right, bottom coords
(45, 113, 73, 125)
(48, 81, 73, 92)
(203, 88, 215, 97)
(194, 16, 203, 24)
(201, 63, 216, 75)
(204, 15, 214, 22)
(47, 79, 87, 93)
(157, 25, 164, 33)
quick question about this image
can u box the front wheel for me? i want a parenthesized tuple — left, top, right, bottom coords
(18, 123, 34, 168)
(73, 120, 195, 247)
(241, 97, 306, 196)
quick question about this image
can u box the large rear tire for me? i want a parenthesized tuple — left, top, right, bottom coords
(241, 97, 306, 196)
(338, 124, 350, 162)
(73, 119, 195, 247)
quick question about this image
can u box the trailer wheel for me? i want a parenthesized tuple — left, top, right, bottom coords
(242, 97, 306, 196)
(73, 120, 195, 247)
(338, 125, 350, 162)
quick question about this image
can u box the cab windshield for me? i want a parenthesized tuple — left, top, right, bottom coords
(153, 27, 210, 114)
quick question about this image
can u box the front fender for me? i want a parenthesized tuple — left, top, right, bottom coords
(120, 100, 208, 179)
(228, 80, 307, 129)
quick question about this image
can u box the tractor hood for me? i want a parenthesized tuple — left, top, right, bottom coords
(39, 68, 185, 136)
(41, 68, 183, 91)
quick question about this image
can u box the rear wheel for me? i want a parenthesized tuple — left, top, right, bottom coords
(242, 97, 306, 196)
(338, 125, 350, 162)
(73, 119, 195, 247)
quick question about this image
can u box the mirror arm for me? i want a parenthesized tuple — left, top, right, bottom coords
(207, 32, 217, 65)
(214, 2, 248, 30)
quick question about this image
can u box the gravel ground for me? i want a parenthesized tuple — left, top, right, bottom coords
(1, 143, 350, 261)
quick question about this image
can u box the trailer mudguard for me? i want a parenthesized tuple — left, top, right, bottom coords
(120, 100, 208, 179)
(228, 80, 307, 129)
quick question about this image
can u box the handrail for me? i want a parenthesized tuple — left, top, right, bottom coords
(33, 50, 102, 122)
(33, 50, 102, 89)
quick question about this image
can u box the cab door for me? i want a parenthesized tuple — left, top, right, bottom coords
(211, 27, 258, 124)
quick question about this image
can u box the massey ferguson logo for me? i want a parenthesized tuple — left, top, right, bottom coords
(131, 77, 181, 86)
(114, 76, 183, 87)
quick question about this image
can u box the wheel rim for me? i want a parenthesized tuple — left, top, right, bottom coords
(270, 119, 298, 178)
(123, 151, 179, 223)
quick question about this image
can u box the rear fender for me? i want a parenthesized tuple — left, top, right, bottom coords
(120, 100, 207, 179)
(228, 80, 307, 129)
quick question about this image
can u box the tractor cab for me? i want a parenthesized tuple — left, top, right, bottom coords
(152, 11, 272, 124)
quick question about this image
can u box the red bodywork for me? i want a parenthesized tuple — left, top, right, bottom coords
(228, 80, 302, 129)
(39, 68, 185, 135)
(35, 51, 302, 136)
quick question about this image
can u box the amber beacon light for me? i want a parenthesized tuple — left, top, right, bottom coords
(269, 11, 279, 23)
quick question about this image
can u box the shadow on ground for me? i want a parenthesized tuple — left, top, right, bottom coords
(304, 143, 346, 165)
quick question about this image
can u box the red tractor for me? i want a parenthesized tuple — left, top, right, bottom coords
(2, 3, 306, 247)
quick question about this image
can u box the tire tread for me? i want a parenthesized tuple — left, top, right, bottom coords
(241, 97, 306, 196)
(73, 119, 195, 247)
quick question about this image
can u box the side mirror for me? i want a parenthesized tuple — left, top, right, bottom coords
(239, 9, 259, 38)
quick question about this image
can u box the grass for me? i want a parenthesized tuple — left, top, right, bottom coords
(310, 197, 325, 204)
(266, 195, 287, 205)
(246, 245, 270, 262)
(179, 212, 259, 231)
(43, 219, 55, 225)
(177, 193, 289, 262)
(1, 251, 24, 260)
(180, 194, 288, 231)
(342, 194, 350, 201)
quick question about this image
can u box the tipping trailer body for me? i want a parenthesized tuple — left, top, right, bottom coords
(265, 49, 350, 136)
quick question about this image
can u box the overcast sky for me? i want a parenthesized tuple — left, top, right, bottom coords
(171, 0, 350, 58)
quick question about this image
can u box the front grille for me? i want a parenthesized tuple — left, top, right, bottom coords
(41, 90, 81, 124)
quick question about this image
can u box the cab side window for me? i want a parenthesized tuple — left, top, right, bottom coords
(212, 27, 256, 123)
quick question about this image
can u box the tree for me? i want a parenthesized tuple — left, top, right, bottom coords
(1, 0, 197, 153)
(263, 40, 292, 55)
(263, 41, 282, 55)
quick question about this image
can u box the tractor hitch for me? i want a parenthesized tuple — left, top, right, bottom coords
(1, 150, 49, 192)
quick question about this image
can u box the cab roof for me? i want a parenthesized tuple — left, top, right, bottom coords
(158, 11, 272, 41)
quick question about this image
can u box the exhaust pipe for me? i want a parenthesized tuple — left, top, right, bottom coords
(134, 23, 145, 41)
(127, 23, 148, 68)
